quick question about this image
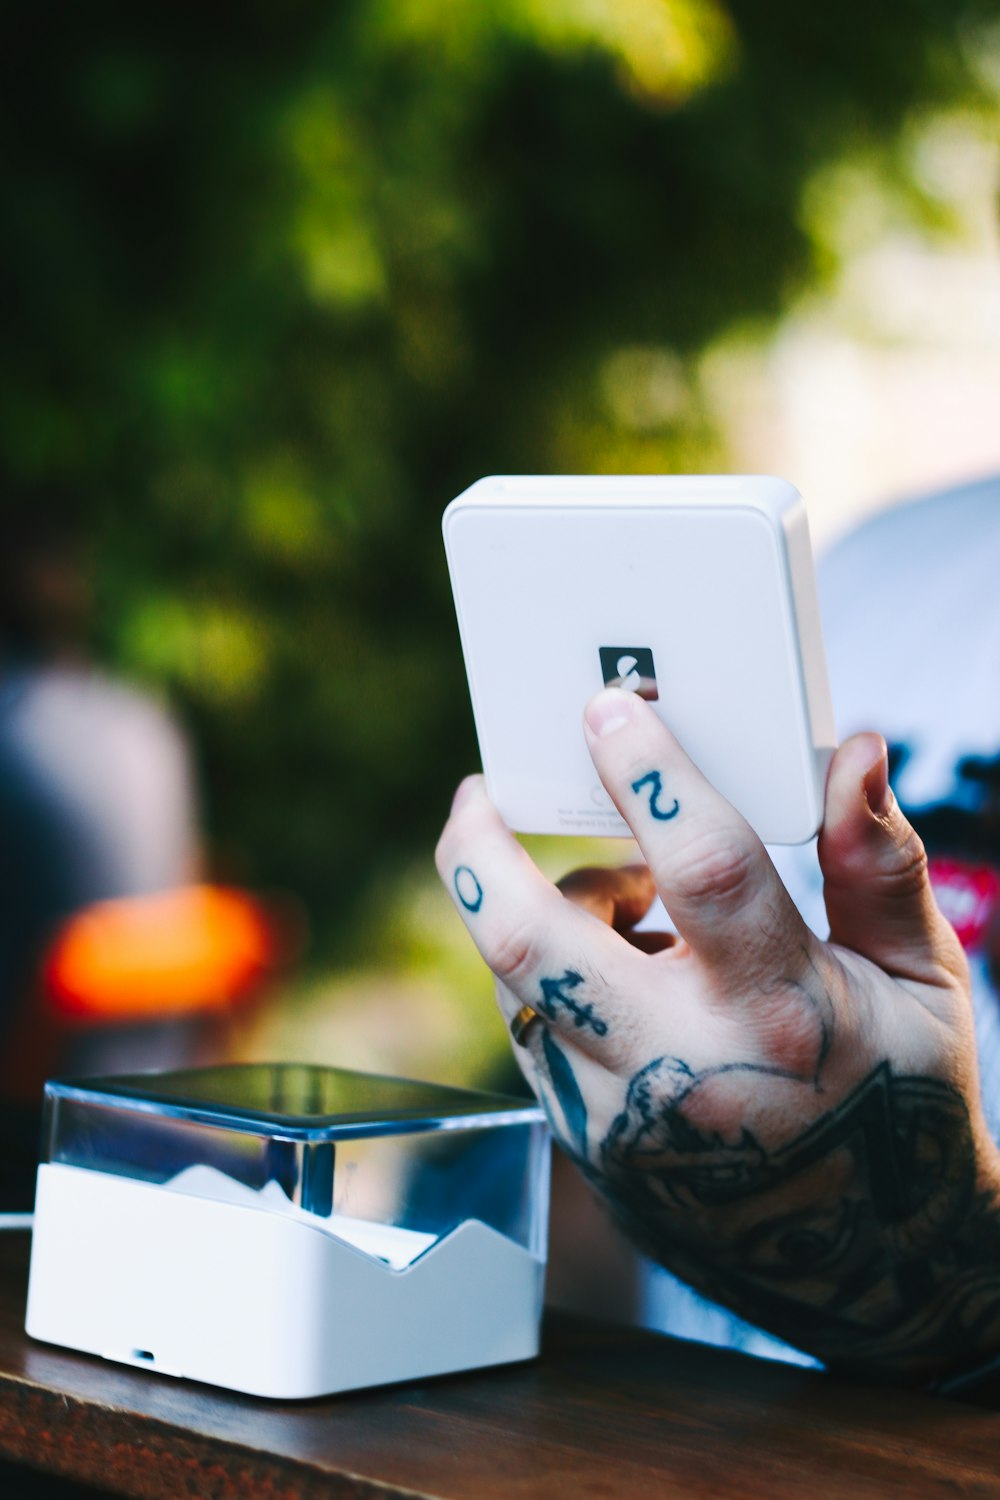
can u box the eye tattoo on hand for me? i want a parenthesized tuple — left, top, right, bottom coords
(631, 770, 680, 822)
(454, 865, 484, 913)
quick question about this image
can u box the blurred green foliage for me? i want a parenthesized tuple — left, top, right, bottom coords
(2, 0, 995, 953)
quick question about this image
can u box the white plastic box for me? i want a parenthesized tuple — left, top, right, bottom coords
(443, 474, 836, 844)
(26, 1064, 549, 1398)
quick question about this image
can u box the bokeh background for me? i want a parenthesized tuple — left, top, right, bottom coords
(3, 0, 1000, 1107)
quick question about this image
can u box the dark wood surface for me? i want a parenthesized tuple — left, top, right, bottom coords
(3, 1231, 1000, 1499)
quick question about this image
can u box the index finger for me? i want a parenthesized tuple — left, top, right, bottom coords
(436, 776, 669, 1064)
(583, 688, 807, 976)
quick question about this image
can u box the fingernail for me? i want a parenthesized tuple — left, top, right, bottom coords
(585, 688, 637, 739)
(863, 744, 892, 817)
(450, 775, 483, 816)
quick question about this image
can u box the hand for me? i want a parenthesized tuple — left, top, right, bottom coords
(436, 687, 1000, 1382)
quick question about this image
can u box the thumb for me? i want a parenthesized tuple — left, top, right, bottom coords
(818, 733, 965, 985)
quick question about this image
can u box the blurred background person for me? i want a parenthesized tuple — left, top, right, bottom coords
(0, 511, 285, 1205)
(0, 511, 200, 1028)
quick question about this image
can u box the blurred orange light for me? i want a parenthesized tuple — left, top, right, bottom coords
(43, 885, 279, 1022)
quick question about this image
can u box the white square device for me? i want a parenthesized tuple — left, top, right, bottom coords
(26, 1064, 548, 1399)
(443, 475, 836, 845)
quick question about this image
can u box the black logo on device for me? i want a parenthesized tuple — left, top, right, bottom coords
(599, 647, 658, 702)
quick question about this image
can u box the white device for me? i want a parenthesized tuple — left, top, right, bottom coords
(443, 475, 836, 845)
(26, 1065, 549, 1399)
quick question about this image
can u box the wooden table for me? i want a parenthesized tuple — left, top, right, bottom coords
(2, 1230, 1000, 1499)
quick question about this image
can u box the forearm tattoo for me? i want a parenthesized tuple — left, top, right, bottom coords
(597, 1058, 1000, 1380)
(529, 961, 1000, 1382)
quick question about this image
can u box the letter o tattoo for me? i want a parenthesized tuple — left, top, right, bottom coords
(454, 865, 484, 913)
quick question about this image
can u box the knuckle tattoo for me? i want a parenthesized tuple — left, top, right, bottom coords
(538, 969, 609, 1037)
(453, 864, 484, 913)
(631, 769, 680, 822)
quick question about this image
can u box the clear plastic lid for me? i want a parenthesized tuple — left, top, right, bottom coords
(41, 1064, 549, 1263)
(44, 1063, 543, 1138)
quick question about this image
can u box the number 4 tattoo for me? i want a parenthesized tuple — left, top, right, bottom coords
(539, 969, 608, 1037)
(631, 769, 680, 822)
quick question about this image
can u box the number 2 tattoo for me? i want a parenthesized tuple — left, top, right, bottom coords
(631, 769, 680, 822)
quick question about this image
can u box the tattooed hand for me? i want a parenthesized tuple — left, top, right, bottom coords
(436, 687, 1000, 1384)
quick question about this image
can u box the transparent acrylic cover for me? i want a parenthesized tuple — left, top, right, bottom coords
(41, 1064, 549, 1265)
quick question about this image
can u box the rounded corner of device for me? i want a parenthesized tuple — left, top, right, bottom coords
(441, 493, 466, 539)
(442, 477, 505, 539)
(788, 814, 823, 847)
(783, 748, 834, 845)
(768, 802, 822, 847)
(748, 476, 805, 525)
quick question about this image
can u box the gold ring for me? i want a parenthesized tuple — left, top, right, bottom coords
(510, 1004, 542, 1047)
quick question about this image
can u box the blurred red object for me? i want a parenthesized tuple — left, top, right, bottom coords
(0, 885, 300, 1109)
(42, 885, 285, 1023)
(927, 855, 1000, 953)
